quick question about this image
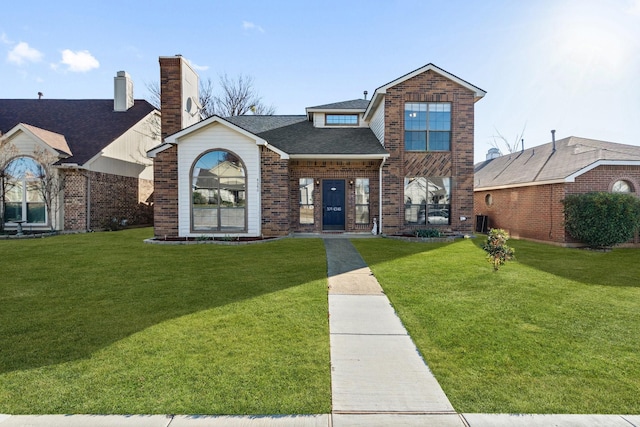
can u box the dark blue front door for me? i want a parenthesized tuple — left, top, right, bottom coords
(323, 180, 345, 231)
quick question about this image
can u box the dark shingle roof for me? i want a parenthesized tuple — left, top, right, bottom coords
(225, 115, 386, 156)
(306, 99, 370, 110)
(475, 136, 640, 189)
(0, 99, 156, 165)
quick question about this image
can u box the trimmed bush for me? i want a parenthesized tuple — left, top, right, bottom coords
(483, 228, 515, 271)
(563, 192, 640, 249)
(415, 228, 442, 238)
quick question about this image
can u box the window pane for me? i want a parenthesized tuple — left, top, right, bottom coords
(405, 131, 426, 151)
(404, 177, 427, 225)
(428, 104, 451, 131)
(192, 150, 246, 231)
(4, 203, 22, 222)
(428, 131, 450, 151)
(299, 178, 314, 224)
(356, 205, 370, 224)
(27, 203, 46, 223)
(326, 114, 358, 125)
(612, 180, 632, 193)
(355, 178, 369, 204)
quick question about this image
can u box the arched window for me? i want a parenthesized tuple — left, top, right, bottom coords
(191, 150, 246, 232)
(612, 179, 633, 194)
(3, 157, 46, 224)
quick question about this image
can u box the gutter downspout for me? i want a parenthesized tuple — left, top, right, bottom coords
(378, 157, 386, 235)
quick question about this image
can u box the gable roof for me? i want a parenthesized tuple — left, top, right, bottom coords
(0, 99, 157, 165)
(6, 123, 73, 157)
(474, 136, 640, 190)
(364, 63, 486, 120)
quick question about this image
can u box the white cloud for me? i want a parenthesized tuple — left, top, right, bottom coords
(59, 49, 99, 72)
(7, 42, 43, 65)
(242, 21, 265, 33)
(1, 32, 12, 44)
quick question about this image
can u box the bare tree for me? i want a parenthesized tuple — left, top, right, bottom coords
(0, 135, 19, 231)
(145, 74, 275, 118)
(32, 148, 65, 230)
(213, 73, 276, 117)
(490, 124, 527, 155)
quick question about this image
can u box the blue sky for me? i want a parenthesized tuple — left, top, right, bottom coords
(2, 0, 639, 162)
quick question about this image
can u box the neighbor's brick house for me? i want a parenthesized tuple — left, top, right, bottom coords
(149, 55, 485, 238)
(0, 72, 159, 232)
(474, 135, 640, 246)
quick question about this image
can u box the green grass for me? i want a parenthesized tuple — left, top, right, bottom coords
(352, 237, 640, 414)
(353, 239, 640, 414)
(0, 229, 331, 415)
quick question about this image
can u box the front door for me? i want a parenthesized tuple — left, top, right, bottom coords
(322, 180, 345, 231)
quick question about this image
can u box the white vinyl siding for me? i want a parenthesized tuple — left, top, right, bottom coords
(177, 123, 261, 237)
(369, 101, 385, 146)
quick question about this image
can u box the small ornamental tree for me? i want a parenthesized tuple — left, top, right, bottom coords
(483, 228, 515, 271)
(563, 192, 640, 249)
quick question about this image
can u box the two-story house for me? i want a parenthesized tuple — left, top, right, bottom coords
(148, 55, 485, 238)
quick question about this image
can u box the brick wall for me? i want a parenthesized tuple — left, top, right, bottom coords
(288, 159, 381, 233)
(63, 169, 151, 231)
(63, 169, 88, 230)
(260, 147, 290, 236)
(153, 56, 182, 238)
(474, 164, 640, 245)
(474, 183, 566, 243)
(383, 70, 477, 235)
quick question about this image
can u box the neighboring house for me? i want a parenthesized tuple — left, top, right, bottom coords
(148, 55, 485, 238)
(0, 71, 159, 232)
(474, 134, 640, 246)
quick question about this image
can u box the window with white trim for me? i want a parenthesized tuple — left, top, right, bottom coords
(404, 177, 451, 225)
(405, 102, 451, 151)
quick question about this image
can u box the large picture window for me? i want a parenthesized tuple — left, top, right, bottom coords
(3, 157, 46, 225)
(405, 102, 451, 151)
(355, 178, 369, 224)
(404, 177, 451, 225)
(191, 150, 246, 232)
(299, 178, 314, 224)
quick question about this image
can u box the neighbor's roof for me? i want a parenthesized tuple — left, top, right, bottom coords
(474, 136, 640, 190)
(0, 99, 157, 165)
(224, 115, 388, 158)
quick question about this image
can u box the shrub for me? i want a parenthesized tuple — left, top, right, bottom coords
(415, 228, 442, 238)
(563, 192, 640, 249)
(483, 228, 515, 271)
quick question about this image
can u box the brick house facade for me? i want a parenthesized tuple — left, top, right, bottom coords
(149, 56, 485, 238)
(474, 136, 640, 246)
(0, 72, 158, 232)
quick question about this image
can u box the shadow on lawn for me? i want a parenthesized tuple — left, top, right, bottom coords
(0, 230, 329, 374)
(471, 237, 640, 288)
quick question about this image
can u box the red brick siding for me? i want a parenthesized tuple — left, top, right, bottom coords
(63, 170, 151, 231)
(63, 170, 88, 230)
(474, 183, 566, 243)
(153, 57, 182, 238)
(260, 147, 290, 236)
(474, 165, 640, 245)
(288, 160, 381, 233)
(383, 70, 476, 234)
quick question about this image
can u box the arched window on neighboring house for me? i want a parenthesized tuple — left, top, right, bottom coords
(2, 157, 46, 224)
(612, 179, 633, 194)
(191, 150, 246, 232)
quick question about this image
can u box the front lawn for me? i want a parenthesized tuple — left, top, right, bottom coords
(0, 229, 331, 415)
(352, 238, 640, 414)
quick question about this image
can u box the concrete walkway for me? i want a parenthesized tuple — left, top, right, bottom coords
(1, 237, 638, 426)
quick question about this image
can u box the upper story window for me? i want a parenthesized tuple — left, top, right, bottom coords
(326, 114, 359, 126)
(405, 102, 451, 151)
